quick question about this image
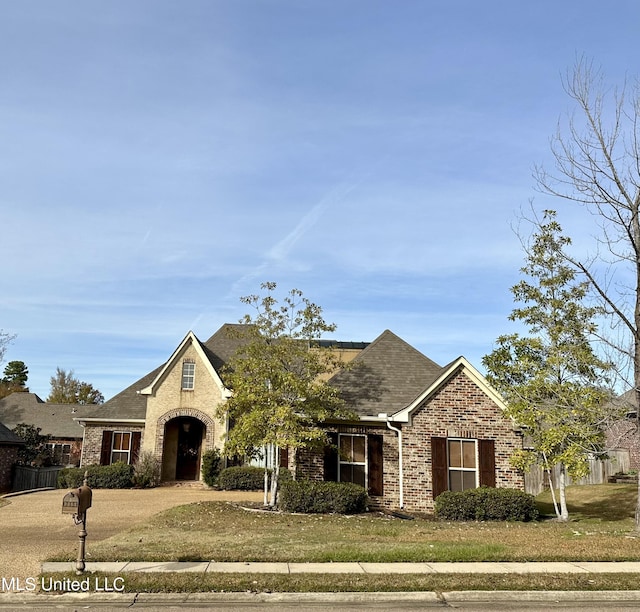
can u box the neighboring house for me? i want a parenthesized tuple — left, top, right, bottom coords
(0, 422, 24, 491)
(605, 390, 640, 470)
(0, 392, 91, 466)
(74, 324, 524, 512)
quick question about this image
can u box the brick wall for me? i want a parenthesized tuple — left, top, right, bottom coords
(400, 370, 523, 511)
(80, 424, 145, 466)
(0, 445, 19, 491)
(299, 369, 524, 512)
(606, 420, 640, 470)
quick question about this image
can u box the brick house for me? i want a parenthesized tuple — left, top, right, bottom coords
(74, 324, 524, 512)
(605, 390, 640, 470)
(0, 392, 88, 467)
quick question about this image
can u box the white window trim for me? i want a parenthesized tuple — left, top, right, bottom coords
(111, 431, 132, 465)
(182, 360, 195, 390)
(447, 438, 479, 491)
(338, 433, 367, 486)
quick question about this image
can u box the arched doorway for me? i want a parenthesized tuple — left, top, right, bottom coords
(162, 416, 205, 481)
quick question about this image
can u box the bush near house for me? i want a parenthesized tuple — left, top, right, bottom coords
(278, 480, 369, 514)
(57, 463, 135, 489)
(132, 452, 161, 488)
(434, 486, 539, 522)
(201, 449, 222, 487)
(217, 466, 265, 490)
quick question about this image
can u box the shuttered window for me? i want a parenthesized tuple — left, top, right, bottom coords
(99, 431, 142, 466)
(324, 432, 384, 496)
(431, 437, 495, 499)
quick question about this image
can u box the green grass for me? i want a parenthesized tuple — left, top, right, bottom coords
(49, 483, 640, 564)
(42, 484, 640, 593)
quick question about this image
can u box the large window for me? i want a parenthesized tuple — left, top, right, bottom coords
(111, 432, 132, 464)
(431, 437, 495, 500)
(338, 434, 366, 487)
(447, 439, 478, 491)
(182, 361, 195, 390)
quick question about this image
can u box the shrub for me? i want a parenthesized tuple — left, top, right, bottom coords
(132, 451, 161, 488)
(217, 466, 266, 490)
(201, 449, 222, 487)
(57, 462, 135, 489)
(434, 486, 539, 522)
(278, 480, 369, 514)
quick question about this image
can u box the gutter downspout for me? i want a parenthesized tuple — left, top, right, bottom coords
(383, 416, 404, 509)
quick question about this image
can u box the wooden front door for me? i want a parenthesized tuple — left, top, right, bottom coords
(175, 417, 204, 480)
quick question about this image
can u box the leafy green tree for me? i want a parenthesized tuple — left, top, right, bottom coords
(218, 282, 356, 507)
(2, 360, 28, 387)
(47, 367, 104, 405)
(12, 423, 51, 466)
(483, 211, 616, 521)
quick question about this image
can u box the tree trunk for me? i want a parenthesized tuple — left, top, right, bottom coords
(547, 467, 561, 520)
(558, 463, 569, 521)
(263, 468, 269, 507)
(269, 462, 280, 508)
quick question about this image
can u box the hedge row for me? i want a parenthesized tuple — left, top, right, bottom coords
(57, 462, 135, 489)
(278, 480, 368, 514)
(434, 486, 539, 522)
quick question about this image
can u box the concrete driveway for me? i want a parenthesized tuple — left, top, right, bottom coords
(0, 487, 262, 581)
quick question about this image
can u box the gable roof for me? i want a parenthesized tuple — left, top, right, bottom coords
(329, 330, 443, 418)
(0, 392, 97, 439)
(389, 356, 508, 424)
(139, 331, 229, 398)
(0, 420, 25, 445)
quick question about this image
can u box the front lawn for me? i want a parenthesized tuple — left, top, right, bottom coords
(56, 483, 640, 564)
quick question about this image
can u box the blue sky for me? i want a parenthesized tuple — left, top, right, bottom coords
(1, 1, 638, 400)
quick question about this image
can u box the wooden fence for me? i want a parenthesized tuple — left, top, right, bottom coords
(524, 449, 631, 496)
(12, 465, 63, 492)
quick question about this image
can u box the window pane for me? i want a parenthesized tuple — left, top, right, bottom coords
(448, 440, 462, 467)
(462, 471, 476, 490)
(462, 441, 476, 468)
(112, 451, 128, 464)
(340, 436, 351, 461)
(352, 464, 366, 487)
(113, 433, 123, 450)
(449, 470, 463, 492)
(352, 436, 366, 463)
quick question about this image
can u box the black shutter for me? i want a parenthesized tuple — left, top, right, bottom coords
(479, 439, 496, 487)
(131, 432, 142, 465)
(279, 447, 289, 469)
(431, 437, 448, 500)
(324, 433, 338, 482)
(367, 434, 384, 496)
(100, 431, 113, 466)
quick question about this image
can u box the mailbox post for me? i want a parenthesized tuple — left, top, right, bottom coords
(62, 471, 92, 574)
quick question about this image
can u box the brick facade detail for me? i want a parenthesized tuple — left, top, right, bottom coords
(80, 424, 145, 466)
(300, 370, 523, 512)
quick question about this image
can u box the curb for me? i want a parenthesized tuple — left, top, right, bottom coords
(3, 590, 640, 606)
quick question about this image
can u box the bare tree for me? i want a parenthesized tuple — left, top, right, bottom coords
(534, 56, 640, 527)
(0, 330, 16, 365)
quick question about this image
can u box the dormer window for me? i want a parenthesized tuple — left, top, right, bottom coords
(182, 361, 195, 390)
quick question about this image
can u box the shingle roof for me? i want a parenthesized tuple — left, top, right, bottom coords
(0, 421, 24, 445)
(0, 393, 97, 439)
(328, 329, 444, 418)
(203, 323, 254, 372)
(90, 366, 162, 421)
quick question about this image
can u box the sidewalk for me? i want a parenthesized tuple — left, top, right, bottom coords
(42, 560, 640, 573)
